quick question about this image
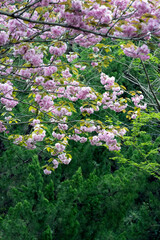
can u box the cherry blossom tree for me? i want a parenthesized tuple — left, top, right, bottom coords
(0, 0, 160, 174)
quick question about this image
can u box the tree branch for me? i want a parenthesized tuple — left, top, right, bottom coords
(0, 10, 155, 41)
(141, 61, 160, 111)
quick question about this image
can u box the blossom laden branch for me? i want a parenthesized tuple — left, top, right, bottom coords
(0, 0, 160, 174)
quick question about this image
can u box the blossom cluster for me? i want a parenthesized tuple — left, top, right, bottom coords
(100, 73, 127, 112)
(131, 94, 147, 110)
(122, 44, 150, 61)
(66, 53, 78, 62)
(0, 121, 6, 133)
(49, 43, 67, 56)
(0, 81, 18, 111)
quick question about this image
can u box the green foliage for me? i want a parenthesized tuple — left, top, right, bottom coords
(112, 112, 160, 179)
(1, 137, 160, 240)
(42, 226, 52, 240)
